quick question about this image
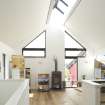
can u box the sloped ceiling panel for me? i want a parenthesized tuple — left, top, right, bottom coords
(65, 0, 105, 54)
(0, 0, 50, 50)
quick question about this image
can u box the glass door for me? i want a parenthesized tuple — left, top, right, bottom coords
(65, 58, 78, 88)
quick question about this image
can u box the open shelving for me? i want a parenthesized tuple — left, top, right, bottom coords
(38, 73, 49, 91)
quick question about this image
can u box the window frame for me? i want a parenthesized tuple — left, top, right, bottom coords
(65, 30, 86, 58)
(22, 30, 46, 58)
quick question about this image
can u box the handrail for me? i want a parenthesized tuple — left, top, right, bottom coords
(5, 79, 29, 105)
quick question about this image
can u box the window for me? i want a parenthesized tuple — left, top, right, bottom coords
(54, 0, 78, 15)
(64, 31, 86, 88)
(22, 31, 46, 57)
(65, 31, 86, 58)
(66, 50, 81, 57)
(55, 0, 68, 14)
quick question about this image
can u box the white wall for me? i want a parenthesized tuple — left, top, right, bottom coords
(0, 41, 15, 80)
(78, 51, 95, 80)
(63, 28, 95, 81)
(25, 25, 65, 89)
(25, 25, 96, 88)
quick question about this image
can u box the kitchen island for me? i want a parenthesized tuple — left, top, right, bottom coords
(82, 80, 105, 105)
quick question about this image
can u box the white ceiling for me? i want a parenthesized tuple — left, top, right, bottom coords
(0, 0, 105, 55)
(0, 0, 50, 51)
(65, 0, 105, 55)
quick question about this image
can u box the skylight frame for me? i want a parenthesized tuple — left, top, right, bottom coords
(55, 0, 68, 14)
(62, 0, 69, 5)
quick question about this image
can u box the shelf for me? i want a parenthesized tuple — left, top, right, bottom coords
(11, 55, 25, 79)
(38, 73, 49, 91)
(95, 60, 105, 79)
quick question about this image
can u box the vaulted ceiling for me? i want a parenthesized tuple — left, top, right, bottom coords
(0, 0, 105, 55)
(65, 0, 105, 55)
(0, 0, 50, 51)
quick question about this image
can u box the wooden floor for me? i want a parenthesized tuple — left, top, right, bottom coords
(30, 89, 80, 105)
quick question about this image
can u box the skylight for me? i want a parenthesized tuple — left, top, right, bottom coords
(63, 0, 70, 5)
(55, 0, 79, 15)
(48, 0, 80, 26)
(56, 0, 68, 14)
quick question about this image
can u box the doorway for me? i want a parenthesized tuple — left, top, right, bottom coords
(65, 58, 78, 88)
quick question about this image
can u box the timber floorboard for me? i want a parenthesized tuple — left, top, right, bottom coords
(30, 89, 79, 105)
